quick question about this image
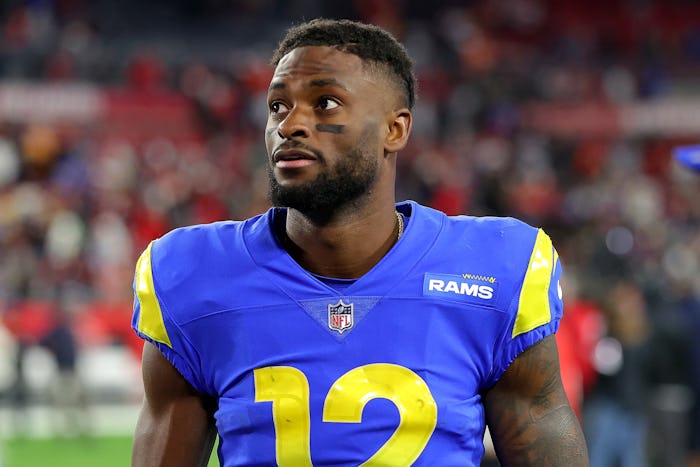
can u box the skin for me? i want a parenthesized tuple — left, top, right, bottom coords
(132, 45, 589, 466)
(132, 342, 216, 467)
(484, 335, 589, 466)
(264, 46, 412, 278)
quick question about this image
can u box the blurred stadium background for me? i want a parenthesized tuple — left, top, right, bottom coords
(0, 0, 699, 466)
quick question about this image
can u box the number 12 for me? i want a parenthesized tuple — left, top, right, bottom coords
(254, 363, 438, 466)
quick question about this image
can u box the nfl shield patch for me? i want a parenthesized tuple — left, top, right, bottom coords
(328, 300, 354, 333)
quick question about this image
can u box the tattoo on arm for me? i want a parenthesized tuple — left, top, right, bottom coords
(484, 336, 589, 466)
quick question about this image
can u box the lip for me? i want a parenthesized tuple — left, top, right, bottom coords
(272, 148, 318, 168)
(273, 148, 317, 162)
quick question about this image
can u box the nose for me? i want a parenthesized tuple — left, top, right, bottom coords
(276, 106, 311, 140)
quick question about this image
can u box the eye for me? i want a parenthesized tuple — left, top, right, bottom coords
(270, 101, 290, 115)
(318, 97, 340, 111)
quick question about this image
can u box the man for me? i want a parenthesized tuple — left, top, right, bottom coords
(131, 18, 588, 466)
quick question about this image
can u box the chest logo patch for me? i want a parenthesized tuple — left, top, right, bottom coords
(423, 273, 498, 304)
(328, 300, 354, 334)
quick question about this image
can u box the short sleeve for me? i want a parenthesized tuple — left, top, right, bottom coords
(489, 229, 564, 385)
(132, 240, 208, 394)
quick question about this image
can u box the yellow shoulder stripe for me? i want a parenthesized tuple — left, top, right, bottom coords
(135, 242, 172, 348)
(513, 229, 554, 338)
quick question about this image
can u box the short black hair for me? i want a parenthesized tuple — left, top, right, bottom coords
(271, 18, 417, 109)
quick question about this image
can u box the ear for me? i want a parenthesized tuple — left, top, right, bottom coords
(384, 108, 412, 155)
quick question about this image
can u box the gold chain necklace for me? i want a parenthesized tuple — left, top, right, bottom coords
(395, 211, 404, 240)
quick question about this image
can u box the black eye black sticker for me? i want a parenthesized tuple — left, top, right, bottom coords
(315, 124, 345, 134)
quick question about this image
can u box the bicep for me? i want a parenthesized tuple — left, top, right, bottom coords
(483, 335, 589, 466)
(132, 341, 216, 467)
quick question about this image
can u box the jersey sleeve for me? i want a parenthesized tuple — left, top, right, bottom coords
(488, 228, 564, 386)
(132, 239, 208, 394)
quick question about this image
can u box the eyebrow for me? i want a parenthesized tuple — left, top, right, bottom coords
(308, 78, 349, 92)
(268, 81, 286, 92)
(268, 78, 350, 93)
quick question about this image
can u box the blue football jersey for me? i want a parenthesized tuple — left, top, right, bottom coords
(132, 201, 564, 466)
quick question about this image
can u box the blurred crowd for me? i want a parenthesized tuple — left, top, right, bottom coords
(0, 0, 699, 465)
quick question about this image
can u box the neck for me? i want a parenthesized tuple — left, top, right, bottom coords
(278, 203, 401, 279)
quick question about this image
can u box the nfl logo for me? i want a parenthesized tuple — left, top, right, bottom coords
(328, 300, 354, 334)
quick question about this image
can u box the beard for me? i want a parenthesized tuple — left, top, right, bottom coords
(268, 137, 379, 224)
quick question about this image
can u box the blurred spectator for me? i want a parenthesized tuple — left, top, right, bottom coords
(678, 290, 700, 467)
(38, 294, 88, 437)
(556, 270, 604, 419)
(583, 280, 654, 467)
